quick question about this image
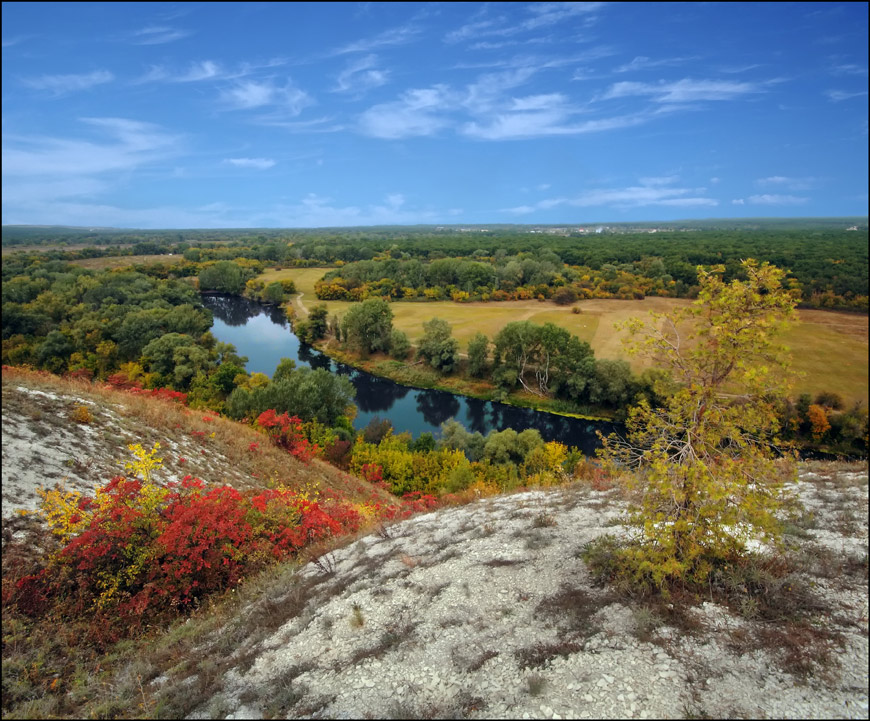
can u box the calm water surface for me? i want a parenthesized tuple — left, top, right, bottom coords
(202, 294, 619, 456)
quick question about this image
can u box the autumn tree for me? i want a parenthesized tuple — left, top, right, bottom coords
(597, 260, 800, 588)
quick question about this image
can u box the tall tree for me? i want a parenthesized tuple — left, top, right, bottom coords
(417, 317, 460, 373)
(340, 298, 393, 356)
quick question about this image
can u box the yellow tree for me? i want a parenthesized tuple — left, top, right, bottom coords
(599, 260, 800, 586)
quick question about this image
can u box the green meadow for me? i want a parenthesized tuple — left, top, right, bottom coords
(259, 268, 869, 407)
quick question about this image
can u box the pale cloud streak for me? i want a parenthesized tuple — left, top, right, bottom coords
(333, 55, 390, 94)
(220, 79, 312, 115)
(130, 25, 192, 45)
(359, 86, 454, 139)
(332, 24, 421, 55)
(445, 2, 603, 44)
(503, 177, 718, 213)
(746, 194, 809, 205)
(602, 78, 764, 103)
(613, 56, 696, 73)
(224, 157, 276, 170)
(825, 89, 868, 102)
(755, 176, 816, 191)
(2, 118, 181, 178)
(21, 70, 113, 96)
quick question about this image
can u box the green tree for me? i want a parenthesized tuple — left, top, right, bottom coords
(198, 261, 245, 294)
(492, 321, 595, 399)
(262, 281, 285, 304)
(598, 260, 799, 588)
(417, 317, 460, 373)
(466, 332, 489, 377)
(341, 298, 393, 356)
(390, 329, 412, 360)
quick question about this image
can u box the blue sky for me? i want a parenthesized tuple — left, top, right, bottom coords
(2, 1, 867, 229)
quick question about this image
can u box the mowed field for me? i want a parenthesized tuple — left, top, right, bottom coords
(260, 268, 869, 406)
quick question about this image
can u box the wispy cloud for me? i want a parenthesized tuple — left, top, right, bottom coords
(825, 89, 868, 102)
(733, 194, 809, 206)
(332, 24, 421, 55)
(613, 56, 696, 74)
(176, 60, 222, 82)
(21, 70, 113, 96)
(219, 79, 312, 115)
(131, 25, 192, 45)
(262, 192, 442, 227)
(359, 86, 454, 139)
(2, 117, 181, 178)
(135, 58, 287, 84)
(446, 2, 603, 44)
(224, 157, 276, 170)
(755, 176, 816, 191)
(2, 35, 34, 48)
(333, 55, 389, 94)
(503, 177, 718, 213)
(830, 63, 868, 76)
(602, 78, 764, 104)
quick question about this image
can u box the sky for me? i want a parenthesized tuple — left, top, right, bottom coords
(2, 1, 868, 229)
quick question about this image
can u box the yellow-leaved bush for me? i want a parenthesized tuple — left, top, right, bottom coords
(597, 260, 800, 588)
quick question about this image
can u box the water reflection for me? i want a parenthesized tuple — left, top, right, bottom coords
(201, 293, 620, 455)
(416, 389, 461, 427)
(354, 374, 412, 414)
(203, 293, 287, 327)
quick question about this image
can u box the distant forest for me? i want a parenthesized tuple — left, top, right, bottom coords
(3, 221, 867, 311)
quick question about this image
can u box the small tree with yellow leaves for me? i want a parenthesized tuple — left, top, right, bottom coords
(597, 260, 800, 588)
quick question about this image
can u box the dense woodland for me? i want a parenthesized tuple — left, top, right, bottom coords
(1, 223, 867, 457)
(4, 222, 866, 310)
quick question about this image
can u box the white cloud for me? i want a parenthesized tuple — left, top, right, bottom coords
(220, 79, 312, 115)
(136, 58, 287, 84)
(2, 118, 181, 177)
(831, 64, 868, 76)
(358, 85, 454, 138)
(503, 177, 718, 213)
(602, 78, 763, 103)
(613, 56, 695, 73)
(825, 89, 868, 102)
(446, 2, 603, 44)
(334, 55, 389, 94)
(176, 60, 222, 82)
(263, 192, 441, 227)
(22, 70, 113, 96)
(745, 194, 809, 205)
(224, 157, 276, 170)
(755, 176, 815, 191)
(333, 24, 421, 55)
(131, 26, 192, 45)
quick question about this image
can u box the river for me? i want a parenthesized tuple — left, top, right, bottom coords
(201, 294, 620, 456)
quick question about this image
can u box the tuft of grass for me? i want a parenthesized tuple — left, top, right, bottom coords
(349, 603, 365, 629)
(526, 673, 547, 696)
(531, 512, 557, 528)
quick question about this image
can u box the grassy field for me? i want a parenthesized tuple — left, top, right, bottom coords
(260, 268, 869, 407)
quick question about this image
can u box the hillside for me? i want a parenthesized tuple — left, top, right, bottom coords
(1, 369, 867, 719)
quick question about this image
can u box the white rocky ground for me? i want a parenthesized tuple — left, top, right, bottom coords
(2, 381, 868, 719)
(180, 469, 867, 721)
(1, 383, 260, 518)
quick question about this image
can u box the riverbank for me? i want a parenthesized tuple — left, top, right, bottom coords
(309, 337, 616, 424)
